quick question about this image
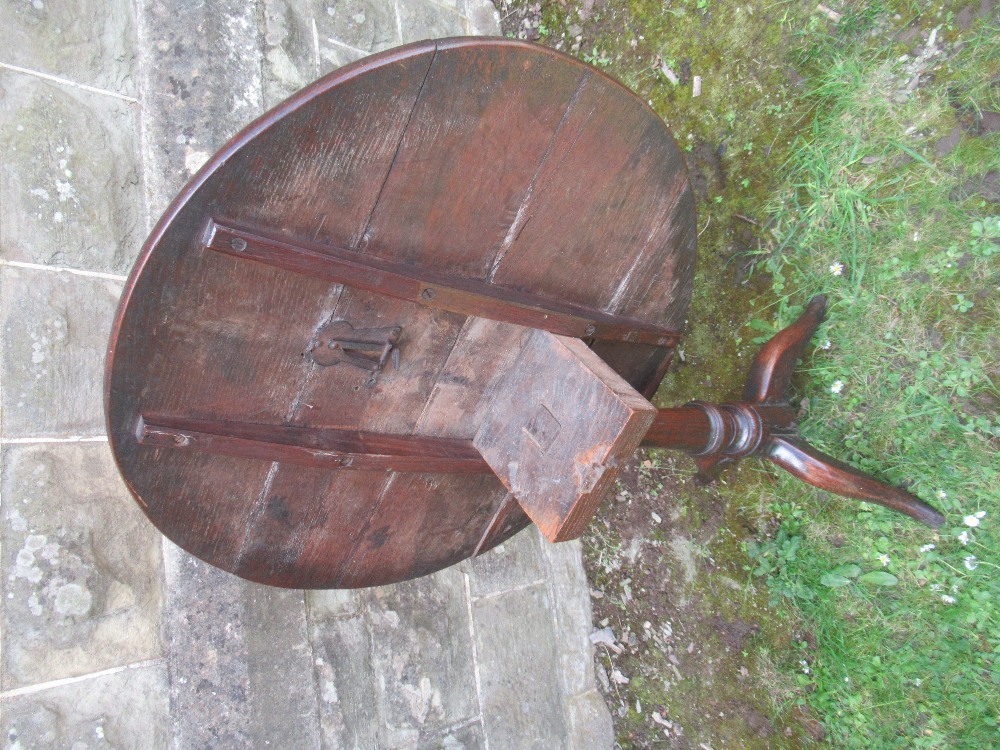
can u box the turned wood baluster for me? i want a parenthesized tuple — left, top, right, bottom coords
(641, 296, 945, 528)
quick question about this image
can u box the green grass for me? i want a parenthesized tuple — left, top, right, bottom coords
(517, 0, 998, 745)
(746, 4, 1000, 746)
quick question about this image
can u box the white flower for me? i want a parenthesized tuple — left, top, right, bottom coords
(964, 555, 978, 571)
(877, 554, 891, 567)
(930, 583, 943, 591)
(962, 510, 986, 527)
(958, 530, 971, 545)
(936, 490, 947, 500)
(920, 543, 935, 553)
(914, 678, 922, 686)
(830, 380, 844, 394)
(820, 340, 832, 350)
(830, 261, 844, 276)
(941, 594, 956, 604)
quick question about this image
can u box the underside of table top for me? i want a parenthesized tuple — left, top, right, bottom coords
(105, 37, 697, 589)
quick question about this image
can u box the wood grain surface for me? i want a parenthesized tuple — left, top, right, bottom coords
(475, 330, 657, 543)
(105, 38, 697, 588)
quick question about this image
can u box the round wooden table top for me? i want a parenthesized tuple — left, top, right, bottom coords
(105, 37, 697, 589)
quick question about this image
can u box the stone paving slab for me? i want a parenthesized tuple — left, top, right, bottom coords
(565, 690, 616, 750)
(0, 0, 138, 97)
(365, 568, 481, 744)
(473, 580, 569, 749)
(139, 0, 266, 217)
(0, 267, 122, 438)
(0, 70, 144, 274)
(465, 517, 546, 598)
(542, 538, 599, 698)
(262, 0, 326, 109)
(1, 442, 162, 691)
(399, 0, 469, 39)
(162, 545, 322, 749)
(310, 567, 485, 749)
(2, 662, 171, 750)
(310, 610, 376, 748)
(0, 1, 611, 748)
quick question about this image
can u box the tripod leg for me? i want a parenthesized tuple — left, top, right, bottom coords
(766, 436, 945, 528)
(744, 295, 827, 404)
(641, 296, 945, 528)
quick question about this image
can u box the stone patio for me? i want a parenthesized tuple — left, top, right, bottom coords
(0, 1, 613, 747)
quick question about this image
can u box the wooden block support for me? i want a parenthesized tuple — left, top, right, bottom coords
(474, 329, 657, 543)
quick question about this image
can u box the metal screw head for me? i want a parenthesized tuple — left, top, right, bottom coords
(230, 237, 248, 252)
(584, 323, 597, 336)
(421, 287, 436, 301)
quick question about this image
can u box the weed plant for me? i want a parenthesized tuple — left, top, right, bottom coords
(518, 0, 997, 744)
(749, 4, 999, 747)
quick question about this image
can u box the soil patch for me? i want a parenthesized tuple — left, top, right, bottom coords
(583, 453, 814, 748)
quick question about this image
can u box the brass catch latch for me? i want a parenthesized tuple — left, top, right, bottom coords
(307, 320, 401, 372)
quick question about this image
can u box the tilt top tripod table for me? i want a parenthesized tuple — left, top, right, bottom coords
(105, 38, 943, 590)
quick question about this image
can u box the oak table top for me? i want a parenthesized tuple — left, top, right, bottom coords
(105, 38, 697, 589)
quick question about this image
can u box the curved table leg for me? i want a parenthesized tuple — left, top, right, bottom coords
(743, 295, 827, 404)
(766, 436, 945, 528)
(642, 295, 945, 528)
